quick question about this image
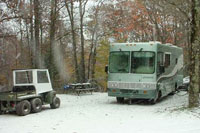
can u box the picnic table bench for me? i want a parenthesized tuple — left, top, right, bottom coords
(70, 83, 95, 96)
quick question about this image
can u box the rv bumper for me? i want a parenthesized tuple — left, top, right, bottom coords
(107, 88, 157, 99)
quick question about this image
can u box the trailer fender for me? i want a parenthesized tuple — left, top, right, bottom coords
(45, 91, 56, 104)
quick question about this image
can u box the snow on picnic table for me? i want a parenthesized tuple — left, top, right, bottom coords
(1, 92, 200, 133)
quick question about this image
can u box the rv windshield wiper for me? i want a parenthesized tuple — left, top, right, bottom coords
(119, 48, 127, 55)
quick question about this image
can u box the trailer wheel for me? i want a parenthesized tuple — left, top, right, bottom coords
(31, 98, 42, 113)
(16, 100, 31, 116)
(50, 97, 60, 109)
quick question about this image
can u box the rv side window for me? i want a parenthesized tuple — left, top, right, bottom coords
(157, 52, 164, 66)
(165, 54, 171, 67)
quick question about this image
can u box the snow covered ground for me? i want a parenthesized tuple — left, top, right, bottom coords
(1, 92, 200, 133)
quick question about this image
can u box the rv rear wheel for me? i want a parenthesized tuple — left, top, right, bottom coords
(116, 97, 124, 103)
(50, 97, 60, 109)
(169, 83, 177, 95)
(0, 102, 2, 115)
(16, 100, 31, 116)
(31, 98, 42, 113)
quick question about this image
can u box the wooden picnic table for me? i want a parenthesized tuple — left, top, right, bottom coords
(70, 83, 95, 96)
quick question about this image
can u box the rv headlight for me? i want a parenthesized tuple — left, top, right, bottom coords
(143, 83, 156, 89)
(108, 82, 119, 88)
(143, 84, 149, 88)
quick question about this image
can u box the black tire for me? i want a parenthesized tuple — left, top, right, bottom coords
(175, 83, 178, 91)
(169, 83, 177, 95)
(150, 91, 161, 105)
(16, 100, 31, 116)
(0, 106, 2, 115)
(50, 97, 60, 109)
(116, 97, 124, 103)
(31, 98, 42, 113)
(0, 101, 2, 115)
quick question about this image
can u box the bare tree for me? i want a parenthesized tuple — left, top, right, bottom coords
(65, 0, 80, 82)
(188, 0, 200, 108)
(34, 0, 41, 68)
(29, 0, 34, 66)
(49, 0, 58, 83)
(87, 0, 104, 80)
(78, 0, 88, 83)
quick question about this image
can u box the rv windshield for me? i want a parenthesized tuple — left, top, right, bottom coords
(109, 51, 130, 73)
(131, 52, 155, 74)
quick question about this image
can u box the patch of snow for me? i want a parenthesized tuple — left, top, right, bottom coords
(0, 92, 200, 133)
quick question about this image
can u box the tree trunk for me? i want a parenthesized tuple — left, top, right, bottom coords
(88, 22, 98, 80)
(65, 0, 80, 82)
(19, 18, 24, 67)
(40, 21, 43, 50)
(49, 0, 58, 83)
(30, 0, 34, 67)
(88, 1, 102, 80)
(34, 0, 41, 68)
(90, 39, 97, 79)
(88, 35, 95, 80)
(79, 0, 88, 83)
(189, 0, 200, 108)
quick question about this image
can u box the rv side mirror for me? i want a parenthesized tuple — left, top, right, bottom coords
(160, 66, 165, 73)
(105, 65, 108, 73)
